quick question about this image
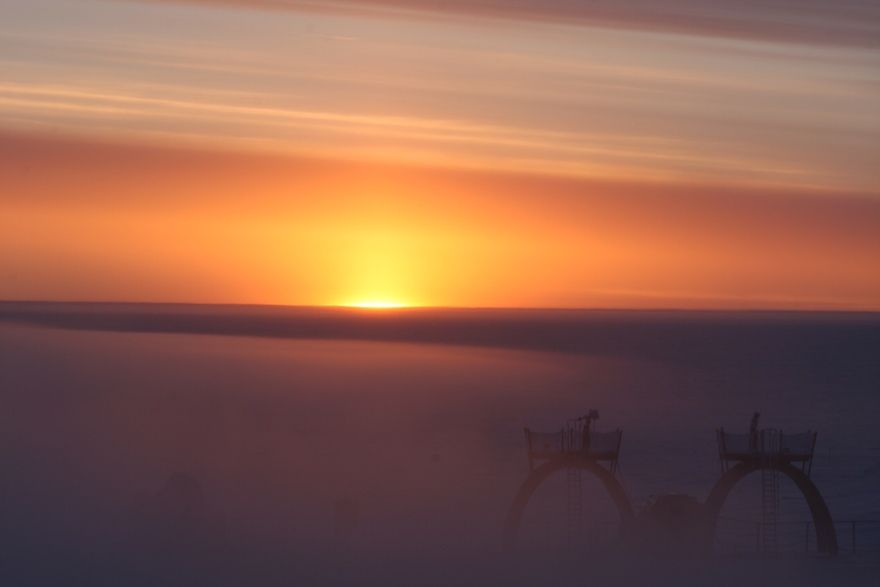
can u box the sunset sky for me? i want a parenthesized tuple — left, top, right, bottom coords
(1, 0, 878, 309)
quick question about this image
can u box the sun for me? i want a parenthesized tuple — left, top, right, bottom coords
(343, 300, 409, 309)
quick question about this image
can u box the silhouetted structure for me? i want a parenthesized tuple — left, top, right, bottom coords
(503, 411, 632, 550)
(708, 413, 837, 555)
(504, 412, 839, 557)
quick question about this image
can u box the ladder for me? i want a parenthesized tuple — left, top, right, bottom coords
(566, 467, 583, 549)
(760, 430, 780, 555)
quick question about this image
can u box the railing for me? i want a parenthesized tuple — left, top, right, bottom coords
(717, 429, 817, 475)
(718, 430, 816, 459)
(813, 520, 880, 554)
(716, 518, 880, 555)
(524, 427, 623, 471)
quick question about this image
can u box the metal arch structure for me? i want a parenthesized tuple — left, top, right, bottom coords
(502, 454, 635, 551)
(704, 461, 838, 555)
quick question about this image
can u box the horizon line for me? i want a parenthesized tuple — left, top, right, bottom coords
(2, 299, 878, 316)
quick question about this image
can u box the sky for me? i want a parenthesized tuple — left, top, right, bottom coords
(1, 0, 878, 309)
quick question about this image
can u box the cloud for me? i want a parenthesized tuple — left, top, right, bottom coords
(138, 0, 880, 48)
(3, 129, 879, 309)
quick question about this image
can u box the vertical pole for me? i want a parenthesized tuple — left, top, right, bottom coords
(807, 432, 817, 477)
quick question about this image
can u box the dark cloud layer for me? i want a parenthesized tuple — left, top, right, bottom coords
(140, 0, 880, 48)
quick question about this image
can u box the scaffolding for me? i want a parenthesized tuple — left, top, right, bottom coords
(760, 429, 780, 554)
(524, 412, 623, 473)
(523, 411, 623, 549)
(566, 466, 583, 546)
(507, 412, 836, 556)
(716, 413, 818, 555)
(716, 423, 817, 476)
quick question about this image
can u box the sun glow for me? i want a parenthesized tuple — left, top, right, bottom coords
(344, 300, 409, 309)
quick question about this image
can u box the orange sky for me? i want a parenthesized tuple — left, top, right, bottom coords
(3, 132, 878, 309)
(1, 0, 878, 309)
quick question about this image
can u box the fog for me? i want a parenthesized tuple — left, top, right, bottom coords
(1, 305, 878, 584)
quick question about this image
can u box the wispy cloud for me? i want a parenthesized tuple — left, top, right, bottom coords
(0, 80, 847, 188)
(138, 0, 880, 48)
(3, 0, 878, 190)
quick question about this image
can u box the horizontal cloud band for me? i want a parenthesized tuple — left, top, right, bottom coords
(137, 0, 880, 48)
